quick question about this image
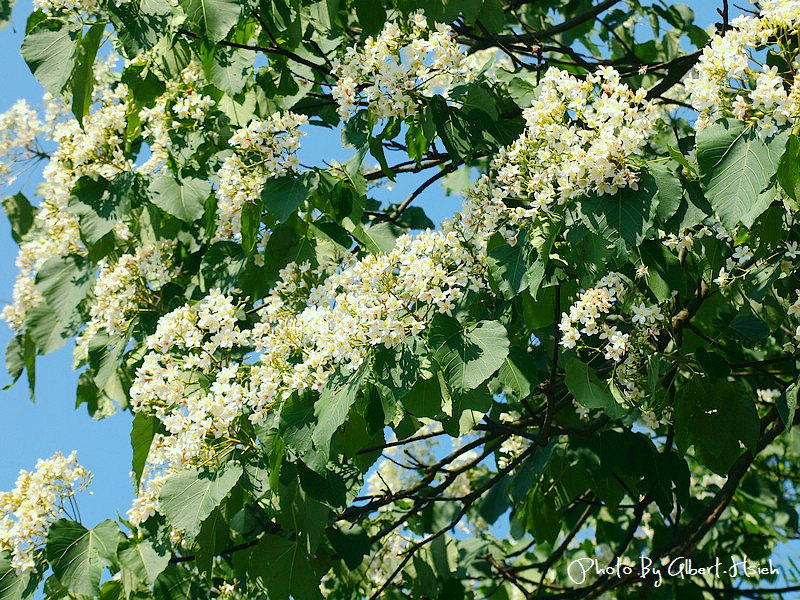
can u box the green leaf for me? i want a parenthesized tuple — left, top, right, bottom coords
(577, 171, 657, 245)
(778, 134, 800, 203)
(304, 0, 338, 29)
(118, 539, 169, 587)
(280, 392, 316, 457)
(0, 0, 14, 31)
(402, 373, 447, 419)
(728, 314, 769, 341)
(674, 378, 759, 474)
(477, 0, 504, 31)
(525, 216, 563, 298)
(463, 85, 499, 120)
(4, 334, 35, 398)
(351, 221, 403, 254)
(76, 371, 116, 419)
(563, 356, 615, 410)
(312, 368, 366, 449)
(180, 0, 242, 42)
(479, 475, 511, 523)
(158, 464, 243, 539)
(24, 302, 81, 355)
(497, 347, 537, 400)
(429, 96, 473, 161)
(200, 241, 245, 291)
(204, 45, 253, 96)
(639, 239, 687, 302)
(46, 519, 121, 597)
(486, 229, 533, 299)
(70, 24, 104, 124)
(697, 119, 789, 229)
(368, 136, 395, 181)
(131, 412, 158, 488)
(148, 175, 210, 222)
(327, 524, 370, 569)
(35, 255, 93, 322)
(0, 551, 34, 600)
(261, 173, 317, 222)
(21, 20, 80, 96)
(353, 0, 385, 36)
(70, 173, 142, 243)
(430, 317, 510, 394)
(193, 507, 232, 574)
(373, 339, 424, 401)
(779, 383, 798, 430)
(342, 110, 370, 148)
(460, 0, 483, 23)
(152, 564, 192, 600)
(249, 535, 323, 600)
(649, 161, 683, 223)
(2, 193, 36, 243)
(109, 0, 171, 56)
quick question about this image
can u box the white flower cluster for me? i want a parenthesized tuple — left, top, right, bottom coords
(0, 452, 91, 574)
(560, 274, 629, 360)
(664, 218, 731, 254)
(785, 293, 800, 343)
(332, 11, 472, 121)
(559, 274, 665, 404)
(33, 0, 102, 16)
(427, 48, 512, 97)
(494, 67, 657, 214)
(127, 290, 251, 525)
(496, 411, 527, 470)
(714, 244, 757, 289)
(128, 178, 512, 524)
(124, 58, 668, 521)
(75, 242, 176, 357)
(138, 63, 216, 173)
(213, 112, 307, 241)
(2, 84, 132, 332)
(0, 100, 47, 185)
(685, 0, 800, 136)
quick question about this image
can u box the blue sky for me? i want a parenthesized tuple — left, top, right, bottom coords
(0, 0, 751, 553)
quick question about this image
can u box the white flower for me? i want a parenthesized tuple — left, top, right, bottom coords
(75, 242, 177, 358)
(0, 452, 91, 574)
(685, 4, 800, 132)
(332, 11, 474, 121)
(732, 245, 752, 264)
(493, 67, 656, 218)
(2, 83, 132, 332)
(213, 112, 308, 241)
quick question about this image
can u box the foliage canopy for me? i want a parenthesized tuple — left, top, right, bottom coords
(2, 0, 800, 598)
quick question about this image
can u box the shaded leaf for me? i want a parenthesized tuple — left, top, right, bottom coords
(148, 175, 210, 222)
(430, 317, 509, 394)
(697, 119, 788, 229)
(158, 464, 243, 539)
(21, 20, 80, 96)
(46, 520, 121, 597)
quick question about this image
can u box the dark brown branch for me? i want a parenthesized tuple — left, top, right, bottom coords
(646, 50, 703, 99)
(363, 155, 451, 181)
(169, 537, 260, 564)
(177, 28, 332, 80)
(495, 0, 624, 45)
(386, 163, 460, 222)
(539, 284, 561, 444)
(356, 429, 446, 455)
(367, 445, 536, 600)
